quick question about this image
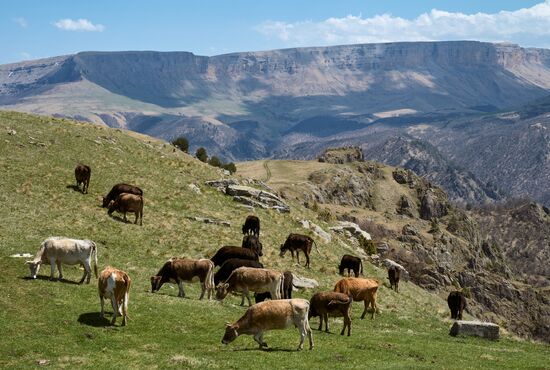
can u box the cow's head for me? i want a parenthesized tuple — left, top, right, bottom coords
(222, 323, 239, 345)
(102, 197, 109, 208)
(26, 260, 41, 279)
(150, 276, 163, 293)
(279, 244, 286, 257)
(215, 283, 229, 301)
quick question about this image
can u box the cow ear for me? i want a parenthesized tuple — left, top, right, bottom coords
(223, 283, 229, 289)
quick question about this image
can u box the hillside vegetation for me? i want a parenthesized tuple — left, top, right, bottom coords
(0, 112, 548, 369)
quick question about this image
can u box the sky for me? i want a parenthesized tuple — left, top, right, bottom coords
(1, 0, 550, 64)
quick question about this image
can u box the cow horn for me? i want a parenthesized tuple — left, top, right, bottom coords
(225, 322, 232, 327)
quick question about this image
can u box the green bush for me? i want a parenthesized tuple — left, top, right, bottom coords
(171, 136, 189, 152)
(317, 207, 334, 222)
(195, 147, 208, 162)
(208, 156, 222, 168)
(360, 236, 377, 255)
(222, 162, 237, 174)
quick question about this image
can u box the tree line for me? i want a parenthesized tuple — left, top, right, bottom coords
(171, 136, 236, 174)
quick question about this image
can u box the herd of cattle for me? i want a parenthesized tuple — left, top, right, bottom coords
(23, 165, 468, 351)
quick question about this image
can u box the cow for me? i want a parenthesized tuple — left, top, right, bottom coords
(447, 291, 467, 320)
(222, 299, 314, 351)
(242, 235, 263, 257)
(98, 266, 131, 326)
(215, 267, 284, 306)
(74, 164, 91, 194)
(26, 237, 98, 283)
(242, 215, 260, 236)
(334, 277, 380, 320)
(151, 258, 215, 300)
(102, 183, 143, 208)
(107, 193, 143, 225)
(338, 254, 362, 277)
(254, 270, 294, 303)
(210, 246, 259, 267)
(279, 233, 318, 268)
(388, 266, 401, 292)
(309, 292, 353, 336)
(214, 258, 264, 286)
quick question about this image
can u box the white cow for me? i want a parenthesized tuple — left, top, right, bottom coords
(26, 237, 98, 283)
(99, 266, 131, 326)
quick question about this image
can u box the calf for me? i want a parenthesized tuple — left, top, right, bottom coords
(98, 266, 131, 326)
(107, 193, 143, 225)
(26, 237, 98, 283)
(102, 183, 143, 208)
(280, 233, 318, 268)
(210, 246, 259, 267)
(338, 254, 362, 277)
(387, 266, 401, 292)
(242, 215, 260, 236)
(254, 270, 294, 303)
(214, 258, 264, 286)
(215, 267, 283, 306)
(222, 299, 314, 351)
(334, 277, 380, 319)
(242, 235, 263, 257)
(151, 258, 215, 300)
(447, 291, 467, 320)
(74, 164, 91, 194)
(309, 292, 353, 336)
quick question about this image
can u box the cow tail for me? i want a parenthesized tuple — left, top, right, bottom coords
(279, 273, 284, 300)
(92, 242, 98, 278)
(205, 260, 215, 292)
(312, 239, 320, 254)
(360, 259, 363, 276)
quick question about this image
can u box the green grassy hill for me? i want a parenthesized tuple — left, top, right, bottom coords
(0, 111, 548, 369)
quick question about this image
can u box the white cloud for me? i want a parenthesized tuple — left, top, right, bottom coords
(19, 52, 31, 60)
(256, 1, 550, 48)
(13, 17, 28, 28)
(53, 18, 105, 32)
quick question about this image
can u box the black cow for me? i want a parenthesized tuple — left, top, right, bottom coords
(74, 164, 91, 194)
(254, 270, 294, 303)
(387, 266, 401, 292)
(242, 215, 260, 236)
(279, 233, 317, 268)
(210, 246, 259, 267)
(338, 255, 362, 277)
(214, 258, 264, 286)
(242, 235, 263, 257)
(447, 291, 467, 320)
(102, 183, 143, 207)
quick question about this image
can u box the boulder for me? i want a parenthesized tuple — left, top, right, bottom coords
(329, 221, 372, 241)
(204, 179, 239, 191)
(291, 274, 319, 290)
(299, 220, 331, 242)
(449, 320, 500, 340)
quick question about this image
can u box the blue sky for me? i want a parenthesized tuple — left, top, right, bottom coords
(1, 0, 549, 64)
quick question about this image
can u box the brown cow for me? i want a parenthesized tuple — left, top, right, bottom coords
(98, 266, 131, 326)
(242, 215, 260, 236)
(279, 233, 318, 268)
(102, 183, 143, 207)
(334, 277, 379, 319)
(309, 292, 353, 336)
(388, 266, 401, 292)
(242, 235, 263, 256)
(338, 254, 362, 277)
(447, 291, 467, 320)
(74, 164, 91, 194)
(210, 246, 259, 267)
(151, 258, 215, 300)
(107, 193, 143, 225)
(215, 267, 284, 306)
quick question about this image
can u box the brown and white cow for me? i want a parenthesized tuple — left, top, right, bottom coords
(98, 266, 131, 326)
(151, 258, 215, 300)
(26, 237, 98, 283)
(222, 299, 314, 351)
(334, 277, 380, 319)
(107, 193, 143, 225)
(279, 233, 318, 268)
(309, 291, 353, 336)
(74, 164, 91, 194)
(215, 267, 283, 306)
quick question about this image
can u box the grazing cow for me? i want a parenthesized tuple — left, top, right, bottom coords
(215, 267, 283, 306)
(107, 193, 143, 225)
(222, 299, 314, 351)
(279, 233, 318, 268)
(74, 164, 91, 194)
(447, 291, 467, 320)
(387, 266, 401, 292)
(98, 266, 131, 326)
(334, 277, 380, 320)
(338, 254, 362, 277)
(242, 235, 263, 257)
(102, 183, 143, 208)
(26, 237, 98, 283)
(242, 215, 260, 236)
(254, 270, 294, 303)
(151, 258, 215, 300)
(210, 246, 259, 267)
(214, 258, 264, 286)
(309, 292, 353, 336)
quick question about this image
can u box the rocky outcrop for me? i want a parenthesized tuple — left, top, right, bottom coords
(185, 216, 231, 227)
(419, 188, 449, 220)
(299, 220, 331, 242)
(449, 321, 500, 340)
(329, 221, 372, 242)
(318, 146, 363, 164)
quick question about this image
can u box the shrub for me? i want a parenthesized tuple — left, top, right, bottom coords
(360, 236, 377, 255)
(317, 208, 334, 222)
(196, 147, 208, 162)
(429, 218, 440, 233)
(222, 162, 237, 174)
(171, 136, 189, 152)
(208, 156, 222, 168)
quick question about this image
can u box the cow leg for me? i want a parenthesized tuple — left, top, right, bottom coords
(254, 331, 267, 349)
(121, 292, 128, 326)
(56, 261, 64, 281)
(99, 295, 105, 318)
(305, 253, 310, 268)
(198, 280, 206, 300)
(324, 313, 330, 332)
(458, 308, 463, 320)
(317, 315, 323, 331)
(360, 300, 368, 320)
(79, 262, 89, 284)
(177, 280, 185, 298)
(123, 212, 128, 223)
(243, 288, 252, 306)
(134, 212, 138, 224)
(110, 297, 118, 325)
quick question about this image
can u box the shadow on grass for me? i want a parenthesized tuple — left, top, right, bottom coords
(21, 275, 81, 285)
(66, 184, 83, 193)
(232, 347, 297, 353)
(108, 214, 139, 225)
(78, 312, 112, 327)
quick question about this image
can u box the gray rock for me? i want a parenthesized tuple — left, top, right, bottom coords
(185, 216, 231, 227)
(449, 320, 500, 340)
(299, 219, 331, 242)
(382, 259, 410, 281)
(7, 129, 16, 135)
(292, 274, 319, 289)
(402, 224, 419, 236)
(205, 179, 239, 190)
(188, 183, 201, 194)
(329, 221, 372, 241)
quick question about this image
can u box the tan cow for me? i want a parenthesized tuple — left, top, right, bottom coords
(107, 193, 143, 225)
(215, 267, 283, 306)
(309, 291, 353, 336)
(98, 266, 131, 326)
(151, 258, 215, 300)
(222, 299, 314, 351)
(26, 237, 98, 283)
(334, 277, 380, 319)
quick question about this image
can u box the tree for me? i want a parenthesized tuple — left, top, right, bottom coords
(222, 162, 237, 174)
(171, 136, 189, 153)
(196, 147, 208, 162)
(208, 156, 222, 168)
